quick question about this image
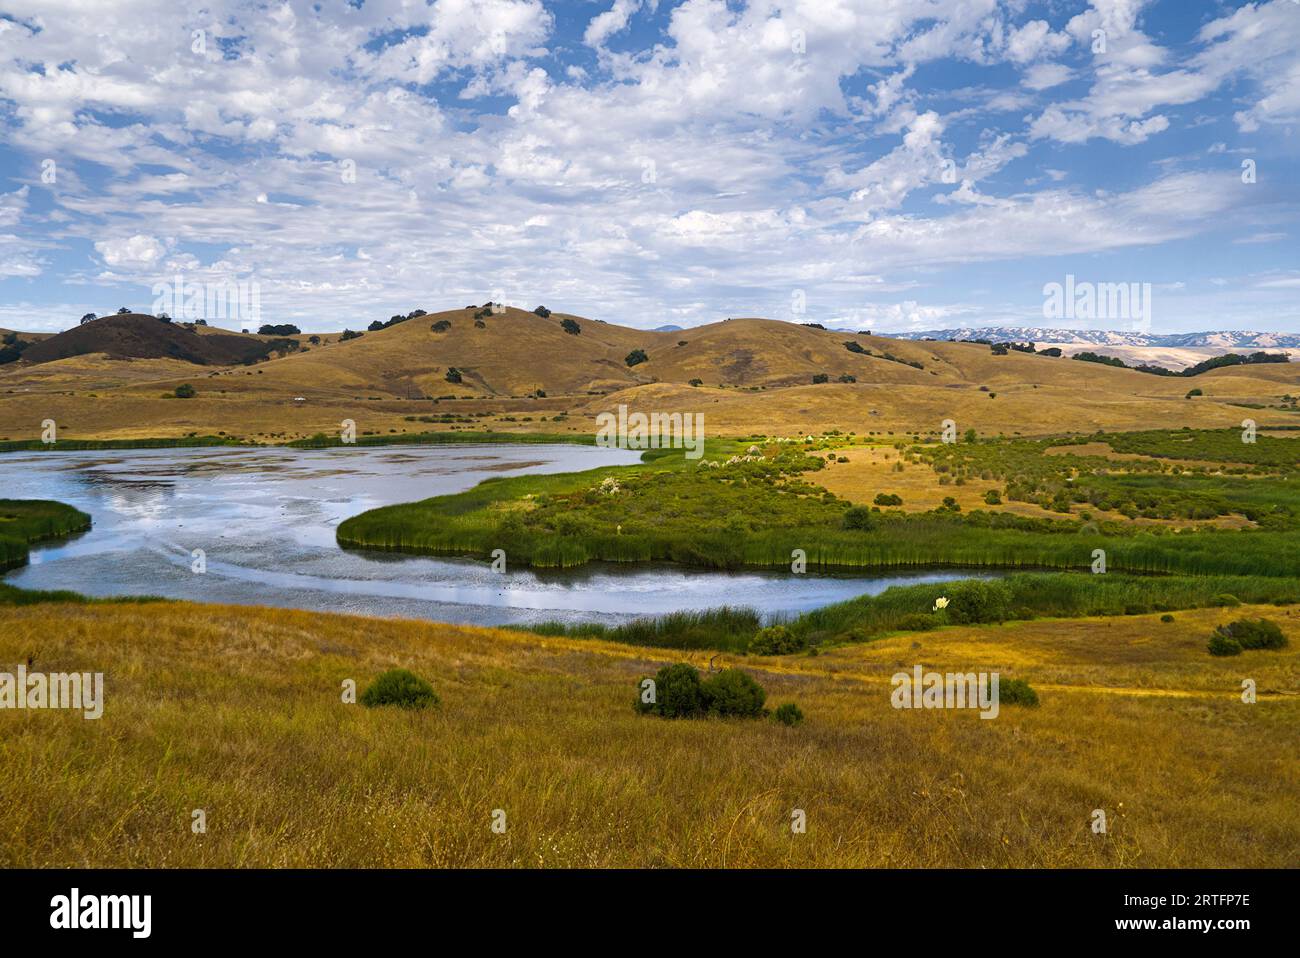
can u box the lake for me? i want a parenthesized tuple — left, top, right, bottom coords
(2, 444, 979, 626)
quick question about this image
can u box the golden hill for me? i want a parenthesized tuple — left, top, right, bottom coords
(1, 306, 1296, 442)
(1, 598, 1295, 867)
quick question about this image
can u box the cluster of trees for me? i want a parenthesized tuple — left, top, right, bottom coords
(258, 323, 300, 336)
(367, 309, 426, 332)
(0, 331, 29, 365)
(983, 342, 1062, 357)
(1073, 350, 1290, 377)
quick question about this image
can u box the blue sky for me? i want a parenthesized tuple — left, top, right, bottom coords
(0, 0, 1297, 334)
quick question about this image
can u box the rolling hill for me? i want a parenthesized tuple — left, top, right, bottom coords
(16, 313, 300, 366)
(0, 306, 1295, 443)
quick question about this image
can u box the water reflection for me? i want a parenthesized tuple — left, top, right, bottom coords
(4, 445, 981, 627)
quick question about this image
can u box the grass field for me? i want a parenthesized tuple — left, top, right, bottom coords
(1, 597, 1295, 868)
(338, 429, 1300, 579)
(3, 311, 1297, 444)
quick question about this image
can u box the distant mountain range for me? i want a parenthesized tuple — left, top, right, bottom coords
(885, 328, 1300, 348)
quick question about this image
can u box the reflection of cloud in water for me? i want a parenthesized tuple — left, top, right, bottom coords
(0, 444, 972, 627)
(101, 487, 173, 522)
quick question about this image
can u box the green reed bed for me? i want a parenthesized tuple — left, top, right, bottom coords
(513, 573, 1300, 651)
(288, 430, 599, 448)
(0, 436, 248, 453)
(521, 607, 762, 652)
(0, 583, 163, 607)
(0, 500, 92, 572)
(790, 572, 1300, 645)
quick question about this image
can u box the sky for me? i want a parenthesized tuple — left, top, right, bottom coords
(0, 0, 1297, 335)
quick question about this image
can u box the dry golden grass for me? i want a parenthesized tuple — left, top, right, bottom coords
(2, 312, 1295, 442)
(1, 600, 1295, 868)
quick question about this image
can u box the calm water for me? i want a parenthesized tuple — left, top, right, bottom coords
(2, 445, 977, 627)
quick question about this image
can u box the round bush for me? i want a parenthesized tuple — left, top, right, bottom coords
(748, 624, 806, 655)
(1209, 593, 1242, 607)
(842, 505, 875, 530)
(641, 663, 706, 718)
(1207, 633, 1242, 657)
(994, 677, 1039, 707)
(1217, 618, 1287, 651)
(702, 669, 766, 717)
(945, 579, 1013, 625)
(360, 669, 439, 709)
(1160, 613, 1175, 623)
(773, 703, 804, 726)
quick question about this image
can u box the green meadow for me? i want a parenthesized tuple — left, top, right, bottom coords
(338, 430, 1300, 577)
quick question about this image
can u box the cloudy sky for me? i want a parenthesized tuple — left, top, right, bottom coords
(1, 0, 1298, 334)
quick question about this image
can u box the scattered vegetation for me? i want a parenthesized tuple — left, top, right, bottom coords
(748, 624, 806, 656)
(1210, 618, 1287, 654)
(360, 669, 440, 709)
(635, 663, 768, 719)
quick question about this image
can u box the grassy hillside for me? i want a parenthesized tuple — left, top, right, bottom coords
(1, 307, 1295, 444)
(19, 313, 301, 366)
(0, 597, 1294, 868)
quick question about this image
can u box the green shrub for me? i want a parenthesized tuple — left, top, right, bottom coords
(1160, 613, 1175, 623)
(1207, 633, 1242, 657)
(773, 703, 804, 726)
(812, 373, 829, 384)
(842, 505, 874, 530)
(995, 677, 1039, 707)
(895, 613, 937, 631)
(560, 317, 580, 334)
(1216, 618, 1287, 651)
(625, 348, 648, 367)
(173, 383, 196, 399)
(638, 663, 705, 718)
(1209, 593, 1241, 607)
(702, 669, 766, 717)
(360, 669, 439, 709)
(748, 624, 806, 655)
(983, 489, 1001, 505)
(873, 493, 902, 506)
(945, 579, 1012, 624)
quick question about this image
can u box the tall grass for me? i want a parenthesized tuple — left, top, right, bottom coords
(0, 500, 92, 572)
(516, 572, 1300, 651)
(789, 572, 1300, 644)
(521, 607, 761, 651)
(288, 430, 598, 448)
(0, 435, 249, 453)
